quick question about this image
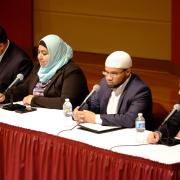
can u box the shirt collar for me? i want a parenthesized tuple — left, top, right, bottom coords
(0, 40, 10, 62)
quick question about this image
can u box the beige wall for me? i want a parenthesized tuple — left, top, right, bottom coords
(34, 0, 171, 60)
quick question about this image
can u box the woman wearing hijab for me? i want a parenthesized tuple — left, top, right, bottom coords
(0, 34, 89, 109)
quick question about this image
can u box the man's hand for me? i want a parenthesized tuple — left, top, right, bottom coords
(147, 131, 160, 144)
(73, 107, 96, 123)
(176, 131, 180, 138)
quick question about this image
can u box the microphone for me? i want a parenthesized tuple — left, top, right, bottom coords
(2, 73, 25, 111)
(4, 73, 24, 93)
(79, 84, 100, 110)
(161, 104, 180, 126)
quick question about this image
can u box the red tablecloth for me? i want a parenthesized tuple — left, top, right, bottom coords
(0, 122, 179, 180)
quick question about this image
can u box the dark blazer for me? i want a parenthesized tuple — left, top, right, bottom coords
(158, 111, 180, 145)
(0, 41, 33, 92)
(5, 61, 89, 109)
(83, 74, 153, 130)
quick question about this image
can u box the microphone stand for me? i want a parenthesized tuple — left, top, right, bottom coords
(9, 89, 13, 108)
(2, 89, 26, 111)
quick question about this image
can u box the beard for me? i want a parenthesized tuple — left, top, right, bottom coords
(107, 82, 122, 89)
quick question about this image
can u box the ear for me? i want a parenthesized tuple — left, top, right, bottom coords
(125, 68, 131, 76)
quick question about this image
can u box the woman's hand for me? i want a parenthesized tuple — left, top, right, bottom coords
(23, 95, 34, 106)
(0, 93, 5, 102)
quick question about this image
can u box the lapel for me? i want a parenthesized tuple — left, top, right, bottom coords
(101, 86, 112, 114)
(116, 89, 126, 112)
(116, 75, 134, 112)
(0, 42, 13, 65)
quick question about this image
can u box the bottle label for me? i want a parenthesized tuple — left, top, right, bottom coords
(136, 122, 145, 129)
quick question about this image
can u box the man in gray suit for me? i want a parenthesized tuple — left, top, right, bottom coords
(0, 25, 33, 92)
(73, 51, 154, 130)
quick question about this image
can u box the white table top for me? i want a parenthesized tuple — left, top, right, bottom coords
(0, 105, 179, 165)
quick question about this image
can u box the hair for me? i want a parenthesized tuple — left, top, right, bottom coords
(39, 40, 47, 48)
(0, 25, 8, 43)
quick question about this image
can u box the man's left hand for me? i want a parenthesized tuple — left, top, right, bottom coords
(73, 108, 96, 123)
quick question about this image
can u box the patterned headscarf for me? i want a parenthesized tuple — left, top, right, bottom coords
(37, 34, 73, 83)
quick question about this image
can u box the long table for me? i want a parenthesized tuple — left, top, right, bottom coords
(0, 107, 179, 180)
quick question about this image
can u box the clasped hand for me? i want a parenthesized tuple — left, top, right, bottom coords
(73, 106, 96, 123)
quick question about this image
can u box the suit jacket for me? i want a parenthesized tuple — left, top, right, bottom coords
(0, 41, 33, 92)
(158, 110, 180, 145)
(83, 74, 153, 130)
(5, 61, 89, 109)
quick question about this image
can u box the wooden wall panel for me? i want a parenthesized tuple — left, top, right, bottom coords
(172, 0, 180, 64)
(34, 0, 170, 60)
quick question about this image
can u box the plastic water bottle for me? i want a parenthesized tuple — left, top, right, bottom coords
(63, 98, 72, 117)
(135, 113, 145, 143)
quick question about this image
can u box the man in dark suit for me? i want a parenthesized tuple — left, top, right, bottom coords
(0, 25, 33, 92)
(147, 89, 180, 145)
(73, 51, 153, 130)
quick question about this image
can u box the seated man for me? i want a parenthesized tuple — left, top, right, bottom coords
(0, 25, 33, 92)
(147, 87, 180, 145)
(73, 51, 154, 130)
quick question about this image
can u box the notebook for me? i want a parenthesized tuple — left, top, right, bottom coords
(78, 123, 122, 133)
